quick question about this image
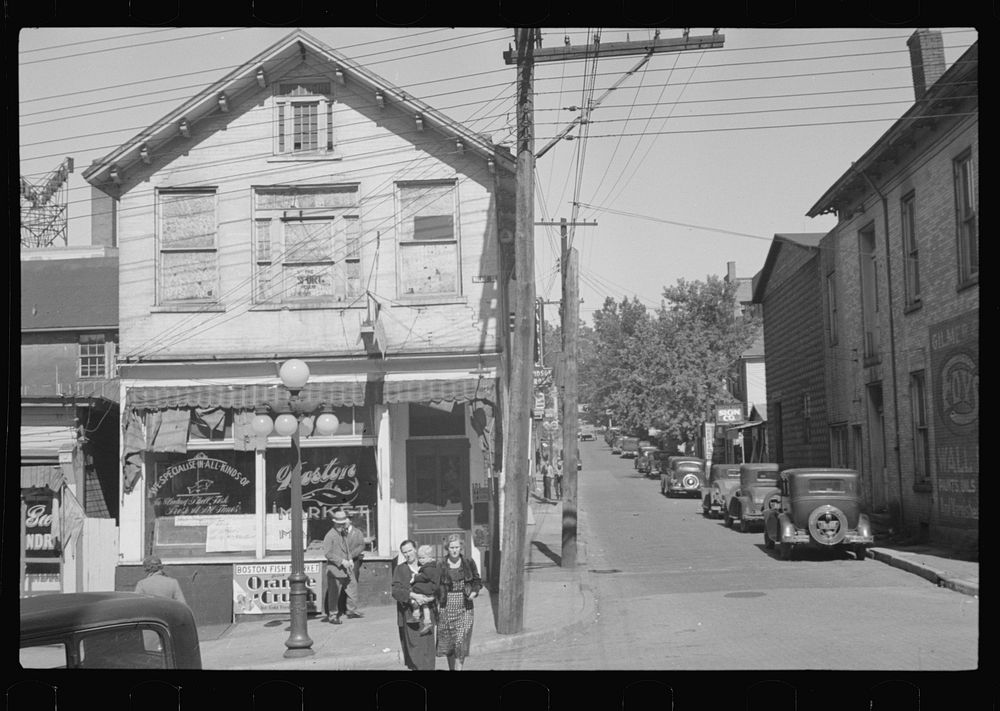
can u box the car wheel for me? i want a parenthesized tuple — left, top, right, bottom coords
(723, 510, 732, 528)
(779, 542, 793, 561)
(739, 517, 750, 534)
(854, 544, 867, 561)
(763, 529, 775, 549)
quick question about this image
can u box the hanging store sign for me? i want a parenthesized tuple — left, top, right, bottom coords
(715, 405, 744, 425)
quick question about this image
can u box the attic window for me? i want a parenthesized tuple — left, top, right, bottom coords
(275, 82, 335, 156)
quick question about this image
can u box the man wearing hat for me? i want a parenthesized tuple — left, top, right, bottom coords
(322, 509, 366, 624)
(134, 555, 187, 604)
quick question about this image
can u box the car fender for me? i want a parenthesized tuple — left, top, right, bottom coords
(855, 513, 872, 539)
(777, 512, 796, 542)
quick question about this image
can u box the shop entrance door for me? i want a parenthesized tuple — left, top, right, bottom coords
(406, 439, 471, 559)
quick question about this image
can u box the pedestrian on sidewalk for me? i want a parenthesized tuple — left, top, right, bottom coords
(553, 456, 564, 499)
(322, 509, 365, 624)
(392, 540, 439, 670)
(134, 555, 187, 604)
(436, 534, 482, 671)
(541, 457, 553, 500)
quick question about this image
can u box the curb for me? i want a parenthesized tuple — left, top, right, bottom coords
(869, 547, 978, 598)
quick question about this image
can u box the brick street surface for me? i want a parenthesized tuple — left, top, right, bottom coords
(198, 475, 976, 670)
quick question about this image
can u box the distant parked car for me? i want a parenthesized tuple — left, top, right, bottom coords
(763, 468, 874, 561)
(620, 437, 641, 459)
(610, 437, 622, 454)
(661, 457, 706, 497)
(702, 463, 742, 518)
(725, 463, 781, 532)
(635, 445, 661, 476)
(579, 431, 596, 441)
(20, 592, 202, 669)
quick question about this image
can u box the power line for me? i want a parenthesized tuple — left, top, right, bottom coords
(20, 27, 195, 55)
(19, 28, 255, 66)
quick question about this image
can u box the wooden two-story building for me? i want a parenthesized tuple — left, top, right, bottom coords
(83, 30, 516, 624)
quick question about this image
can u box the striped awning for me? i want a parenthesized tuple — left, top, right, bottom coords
(383, 377, 494, 404)
(126, 381, 367, 410)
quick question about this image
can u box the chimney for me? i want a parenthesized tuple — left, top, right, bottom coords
(726, 261, 736, 283)
(907, 29, 946, 101)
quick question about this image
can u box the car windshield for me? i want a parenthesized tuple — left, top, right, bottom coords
(724, 469, 740, 478)
(754, 470, 778, 481)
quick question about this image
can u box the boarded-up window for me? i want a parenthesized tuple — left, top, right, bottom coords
(398, 182, 459, 296)
(253, 186, 361, 304)
(158, 190, 217, 302)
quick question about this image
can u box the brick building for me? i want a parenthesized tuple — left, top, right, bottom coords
(807, 32, 978, 548)
(82, 30, 515, 624)
(751, 234, 828, 468)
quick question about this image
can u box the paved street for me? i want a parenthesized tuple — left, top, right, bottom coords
(469, 440, 978, 670)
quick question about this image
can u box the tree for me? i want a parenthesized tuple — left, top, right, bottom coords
(578, 277, 759, 445)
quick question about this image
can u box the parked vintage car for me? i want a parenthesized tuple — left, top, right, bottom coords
(660, 457, 706, 497)
(725, 463, 782, 532)
(702, 463, 742, 518)
(610, 436, 623, 454)
(620, 436, 641, 458)
(635, 445, 661, 476)
(763, 468, 874, 561)
(578, 431, 596, 441)
(20, 592, 202, 669)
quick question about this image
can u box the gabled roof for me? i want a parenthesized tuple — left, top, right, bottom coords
(21, 256, 119, 331)
(751, 233, 826, 303)
(83, 29, 515, 189)
(807, 41, 978, 217)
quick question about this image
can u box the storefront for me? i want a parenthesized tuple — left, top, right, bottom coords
(20, 428, 88, 596)
(114, 371, 497, 625)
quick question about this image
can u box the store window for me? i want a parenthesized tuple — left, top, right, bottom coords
(830, 423, 848, 467)
(253, 186, 361, 304)
(397, 181, 460, 297)
(264, 446, 378, 556)
(910, 371, 931, 484)
(146, 450, 257, 559)
(157, 189, 218, 304)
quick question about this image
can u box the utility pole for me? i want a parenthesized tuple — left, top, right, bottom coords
(498, 26, 536, 635)
(538, 218, 595, 568)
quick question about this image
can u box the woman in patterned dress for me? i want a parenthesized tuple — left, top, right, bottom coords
(435, 533, 482, 670)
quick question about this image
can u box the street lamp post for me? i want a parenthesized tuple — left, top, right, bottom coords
(250, 359, 340, 658)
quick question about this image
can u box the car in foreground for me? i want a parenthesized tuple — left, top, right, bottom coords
(763, 468, 874, 561)
(702, 463, 742, 518)
(20, 591, 202, 669)
(635, 445, 661, 476)
(661, 456, 706, 497)
(725, 463, 781, 532)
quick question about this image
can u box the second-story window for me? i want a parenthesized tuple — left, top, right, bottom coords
(397, 181, 460, 297)
(79, 333, 109, 378)
(953, 150, 978, 286)
(158, 189, 218, 304)
(858, 224, 880, 361)
(901, 191, 921, 306)
(253, 185, 361, 305)
(275, 82, 335, 156)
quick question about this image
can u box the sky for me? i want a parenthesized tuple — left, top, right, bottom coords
(18, 26, 978, 320)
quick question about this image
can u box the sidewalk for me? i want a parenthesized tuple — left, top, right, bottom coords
(198, 496, 595, 670)
(865, 516, 978, 597)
